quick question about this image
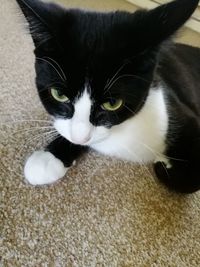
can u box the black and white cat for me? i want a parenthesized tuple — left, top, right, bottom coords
(16, 0, 200, 193)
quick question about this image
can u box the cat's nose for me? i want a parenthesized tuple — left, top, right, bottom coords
(71, 121, 92, 145)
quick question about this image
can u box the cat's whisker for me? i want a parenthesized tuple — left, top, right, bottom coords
(121, 108, 187, 164)
(105, 61, 131, 89)
(43, 56, 67, 81)
(16, 130, 59, 157)
(37, 81, 67, 93)
(0, 117, 52, 122)
(39, 134, 59, 148)
(123, 104, 137, 116)
(104, 74, 150, 95)
(125, 74, 151, 83)
(0, 119, 53, 126)
(134, 142, 170, 177)
(121, 103, 186, 165)
(9, 130, 59, 180)
(36, 57, 66, 82)
(115, 130, 181, 179)
(101, 49, 152, 94)
(138, 141, 187, 163)
(30, 130, 58, 142)
(13, 126, 55, 134)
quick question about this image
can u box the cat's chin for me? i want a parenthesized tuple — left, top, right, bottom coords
(66, 134, 109, 147)
(54, 118, 110, 146)
(85, 136, 108, 146)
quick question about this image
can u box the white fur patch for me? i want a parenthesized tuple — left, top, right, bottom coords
(24, 151, 67, 185)
(54, 89, 94, 145)
(54, 85, 168, 164)
(91, 87, 169, 163)
(71, 89, 94, 144)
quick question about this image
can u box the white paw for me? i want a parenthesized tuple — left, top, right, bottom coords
(24, 151, 68, 185)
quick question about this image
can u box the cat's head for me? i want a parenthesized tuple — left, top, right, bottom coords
(16, 0, 199, 145)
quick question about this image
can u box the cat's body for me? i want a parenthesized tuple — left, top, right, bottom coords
(17, 0, 200, 193)
(90, 86, 168, 163)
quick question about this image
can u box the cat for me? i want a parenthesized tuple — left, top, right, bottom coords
(16, 0, 200, 193)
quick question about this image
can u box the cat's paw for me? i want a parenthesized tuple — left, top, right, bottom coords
(154, 156, 172, 169)
(24, 151, 67, 185)
(153, 160, 196, 193)
(154, 161, 171, 179)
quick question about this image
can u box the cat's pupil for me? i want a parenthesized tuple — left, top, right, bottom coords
(109, 98, 117, 106)
(57, 90, 63, 97)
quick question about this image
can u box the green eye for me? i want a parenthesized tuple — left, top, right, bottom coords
(50, 88, 69, 103)
(101, 98, 123, 111)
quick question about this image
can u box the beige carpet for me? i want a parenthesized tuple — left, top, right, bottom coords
(1, 0, 200, 266)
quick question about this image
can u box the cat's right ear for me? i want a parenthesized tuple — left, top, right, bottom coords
(135, 0, 199, 47)
(16, 0, 64, 48)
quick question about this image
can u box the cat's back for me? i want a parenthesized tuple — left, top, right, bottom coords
(158, 43, 200, 114)
(159, 43, 200, 76)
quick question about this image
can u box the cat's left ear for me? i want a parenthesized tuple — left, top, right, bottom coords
(16, 0, 65, 48)
(136, 0, 199, 46)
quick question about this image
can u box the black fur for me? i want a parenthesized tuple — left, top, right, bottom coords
(155, 44, 200, 193)
(16, 0, 200, 193)
(46, 137, 87, 167)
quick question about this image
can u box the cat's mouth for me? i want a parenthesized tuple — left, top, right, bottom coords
(69, 131, 109, 146)
(70, 134, 92, 146)
(59, 134, 106, 147)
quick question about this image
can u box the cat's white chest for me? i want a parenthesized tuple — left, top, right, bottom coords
(90, 87, 168, 163)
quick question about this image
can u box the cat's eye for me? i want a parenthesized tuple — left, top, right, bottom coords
(101, 98, 123, 111)
(50, 88, 69, 103)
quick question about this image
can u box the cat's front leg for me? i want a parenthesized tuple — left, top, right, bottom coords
(153, 160, 200, 193)
(153, 140, 200, 193)
(24, 136, 87, 185)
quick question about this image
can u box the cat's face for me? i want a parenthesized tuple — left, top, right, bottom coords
(16, 0, 199, 145)
(35, 14, 155, 145)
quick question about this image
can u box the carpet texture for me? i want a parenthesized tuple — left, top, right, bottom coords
(1, 0, 200, 266)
